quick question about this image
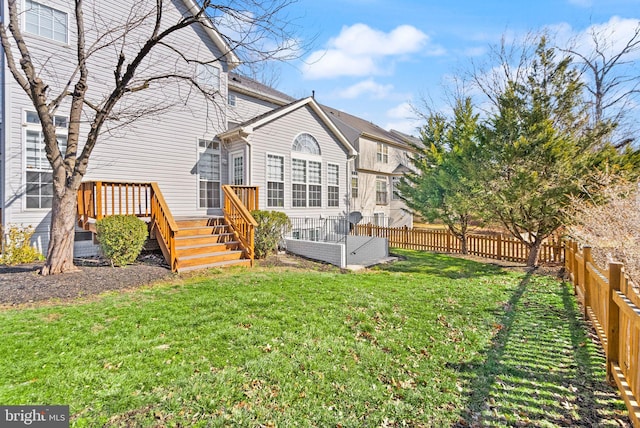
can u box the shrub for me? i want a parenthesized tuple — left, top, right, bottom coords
(251, 210, 291, 259)
(96, 215, 148, 267)
(567, 176, 640, 283)
(0, 224, 44, 265)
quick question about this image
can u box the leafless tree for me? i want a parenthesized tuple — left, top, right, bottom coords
(0, 0, 300, 275)
(560, 20, 640, 148)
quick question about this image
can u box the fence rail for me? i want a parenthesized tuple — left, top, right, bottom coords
(565, 239, 640, 426)
(353, 224, 563, 264)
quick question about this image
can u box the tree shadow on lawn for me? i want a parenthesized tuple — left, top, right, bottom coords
(377, 249, 509, 280)
(451, 273, 630, 427)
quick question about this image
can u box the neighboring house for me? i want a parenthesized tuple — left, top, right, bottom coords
(320, 106, 417, 228)
(0, 0, 414, 268)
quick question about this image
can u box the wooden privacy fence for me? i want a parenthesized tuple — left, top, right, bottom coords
(565, 239, 640, 426)
(353, 224, 563, 264)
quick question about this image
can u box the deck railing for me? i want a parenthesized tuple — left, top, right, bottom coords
(77, 181, 152, 230)
(77, 181, 257, 272)
(222, 185, 257, 262)
(565, 239, 640, 426)
(229, 185, 259, 212)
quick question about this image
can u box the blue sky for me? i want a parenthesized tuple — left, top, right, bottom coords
(269, 0, 640, 136)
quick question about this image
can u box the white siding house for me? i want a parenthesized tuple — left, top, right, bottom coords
(219, 97, 357, 216)
(0, 0, 239, 254)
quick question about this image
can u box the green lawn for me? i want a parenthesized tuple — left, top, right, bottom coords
(0, 250, 627, 426)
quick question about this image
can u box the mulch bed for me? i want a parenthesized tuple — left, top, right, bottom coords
(0, 253, 174, 308)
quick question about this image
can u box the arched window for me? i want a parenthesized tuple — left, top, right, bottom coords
(292, 133, 321, 155)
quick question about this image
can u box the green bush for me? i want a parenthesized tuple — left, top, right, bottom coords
(251, 210, 291, 259)
(0, 224, 44, 265)
(96, 215, 148, 267)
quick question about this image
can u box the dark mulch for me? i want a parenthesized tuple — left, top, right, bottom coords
(0, 253, 174, 307)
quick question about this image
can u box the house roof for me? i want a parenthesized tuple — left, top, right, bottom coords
(180, 0, 241, 70)
(320, 105, 416, 151)
(218, 97, 357, 157)
(228, 72, 296, 105)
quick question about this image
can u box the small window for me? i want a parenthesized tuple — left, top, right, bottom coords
(392, 176, 401, 200)
(377, 142, 389, 163)
(228, 93, 236, 106)
(25, 0, 68, 43)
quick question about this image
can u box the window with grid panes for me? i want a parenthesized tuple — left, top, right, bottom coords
(197, 139, 221, 208)
(327, 164, 339, 207)
(376, 176, 388, 205)
(25, 0, 68, 43)
(266, 154, 284, 207)
(24, 111, 67, 209)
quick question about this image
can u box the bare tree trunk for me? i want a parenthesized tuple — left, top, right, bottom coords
(460, 235, 468, 255)
(41, 188, 80, 275)
(526, 239, 543, 268)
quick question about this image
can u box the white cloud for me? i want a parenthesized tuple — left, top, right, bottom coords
(334, 79, 394, 99)
(384, 102, 422, 135)
(303, 23, 438, 79)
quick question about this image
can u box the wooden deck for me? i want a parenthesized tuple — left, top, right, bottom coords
(77, 181, 258, 272)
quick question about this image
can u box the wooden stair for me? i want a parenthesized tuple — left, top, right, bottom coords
(172, 217, 252, 272)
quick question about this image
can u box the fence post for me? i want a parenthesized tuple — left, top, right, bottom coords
(497, 234, 503, 261)
(583, 246, 592, 319)
(606, 262, 623, 385)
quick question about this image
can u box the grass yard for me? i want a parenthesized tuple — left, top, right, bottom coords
(0, 250, 628, 427)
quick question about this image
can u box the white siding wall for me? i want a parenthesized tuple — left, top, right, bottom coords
(248, 105, 350, 217)
(227, 90, 282, 125)
(3, 0, 232, 252)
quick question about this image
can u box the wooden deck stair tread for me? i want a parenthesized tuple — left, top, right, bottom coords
(172, 217, 250, 272)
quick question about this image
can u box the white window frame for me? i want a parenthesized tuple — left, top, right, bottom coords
(24, 0, 68, 44)
(392, 176, 401, 200)
(228, 92, 237, 107)
(292, 157, 322, 208)
(23, 110, 68, 210)
(327, 163, 339, 207)
(197, 139, 221, 209)
(376, 175, 388, 205)
(351, 171, 359, 199)
(377, 142, 389, 164)
(266, 153, 285, 208)
(229, 150, 245, 186)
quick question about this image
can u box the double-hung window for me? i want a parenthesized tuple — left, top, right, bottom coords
(25, 0, 68, 43)
(376, 176, 388, 205)
(327, 164, 339, 207)
(25, 111, 67, 209)
(351, 171, 359, 198)
(267, 154, 284, 207)
(197, 139, 221, 208)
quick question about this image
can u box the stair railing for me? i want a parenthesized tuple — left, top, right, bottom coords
(150, 182, 179, 272)
(222, 185, 258, 262)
